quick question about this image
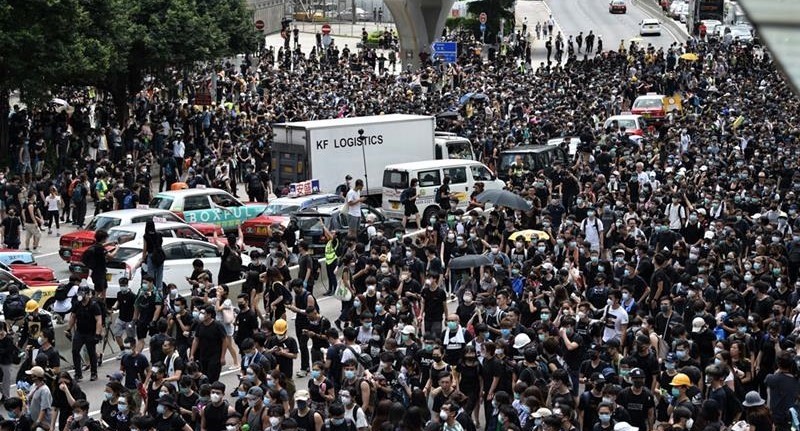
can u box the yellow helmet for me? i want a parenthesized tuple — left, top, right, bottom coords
(273, 319, 288, 335)
(670, 373, 691, 387)
(25, 299, 39, 313)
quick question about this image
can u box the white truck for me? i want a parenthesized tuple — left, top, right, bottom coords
(270, 114, 475, 200)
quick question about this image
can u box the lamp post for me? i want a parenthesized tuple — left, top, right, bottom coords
(358, 129, 368, 193)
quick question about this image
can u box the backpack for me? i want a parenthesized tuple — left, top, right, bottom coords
(345, 345, 373, 369)
(54, 283, 71, 301)
(122, 192, 135, 209)
(71, 184, 84, 203)
(81, 244, 100, 271)
(399, 187, 412, 204)
(3, 294, 26, 320)
(223, 248, 242, 272)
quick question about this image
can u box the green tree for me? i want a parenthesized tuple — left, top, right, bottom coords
(467, 0, 515, 42)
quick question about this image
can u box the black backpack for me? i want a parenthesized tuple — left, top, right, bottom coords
(223, 248, 242, 272)
(399, 187, 412, 204)
(3, 294, 26, 320)
(54, 283, 71, 301)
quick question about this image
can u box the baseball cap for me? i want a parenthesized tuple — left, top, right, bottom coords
(402, 325, 416, 335)
(691, 317, 706, 333)
(513, 333, 531, 350)
(614, 422, 639, 431)
(532, 408, 552, 419)
(26, 366, 45, 378)
(107, 372, 124, 382)
(294, 389, 310, 401)
(629, 368, 645, 379)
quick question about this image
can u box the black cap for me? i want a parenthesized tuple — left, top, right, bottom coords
(630, 368, 646, 378)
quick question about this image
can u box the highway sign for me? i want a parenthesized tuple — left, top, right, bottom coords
(431, 41, 458, 64)
(479, 12, 487, 24)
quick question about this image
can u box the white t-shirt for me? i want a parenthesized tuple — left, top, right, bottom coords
(53, 285, 79, 313)
(345, 404, 369, 429)
(346, 189, 361, 217)
(44, 195, 60, 212)
(602, 305, 629, 342)
(341, 343, 361, 364)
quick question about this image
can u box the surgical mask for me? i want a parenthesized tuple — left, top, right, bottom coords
(237, 390, 246, 398)
(440, 410, 449, 421)
(490, 247, 499, 254)
(296, 400, 308, 410)
(447, 321, 458, 331)
(73, 413, 84, 422)
(540, 313, 550, 321)
(331, 418, 345, 426)
(210, 393, 222, 403)
(170, 289, 178, 297)
(672, 387, 681, 397)
(269, 417, 280, 427)
(738, 326, 748, 334)
(588, 211, 595, 217)
(687, 419, 694, 429)
(104, 392, 113, 401)
(157, 405, 166, 415)
(353, 300, 361, 308)
(341, 395, 352, 405)
(714, 358, 722, 365)
(591, 256, 599, 263)
(599, 414, 611, 423)
(344, 370, 356, 380)
(380, 266, 389, 274)
(227, 426, 238, 431)
(622, 293, 630, 301)
(375, 305, 383, 313)
(675, 350, 686, 359)
(118, 403, 128, 412)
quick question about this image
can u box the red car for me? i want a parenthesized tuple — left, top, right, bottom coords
(0, 261, 56, 284)
(241, 193, 344, 247)
(609, 0, 627, 13)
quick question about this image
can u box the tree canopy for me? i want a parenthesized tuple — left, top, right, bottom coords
(0, 0, 258, 112)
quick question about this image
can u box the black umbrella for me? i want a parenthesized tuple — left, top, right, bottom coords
(449, 254, 493, 270)
(476, 189, 532, 211)
(436, 111, 459, 119)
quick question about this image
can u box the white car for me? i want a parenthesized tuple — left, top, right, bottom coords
(546, 137, 581, 157)
(669, 0, 686, 18)
(97, 238, 251, 299)
(640, 19, 662, 36)
(678, 4, 689, 23)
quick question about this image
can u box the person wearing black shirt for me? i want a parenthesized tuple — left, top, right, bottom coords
(266, 319, 299, 379)
(0, 207, 21, 249)
(67, 285, 102, 381)
(87, 229, 119, 299)
(480, 342, 504, 426)
(155, 395, 192, 431)
(578, 373, 606, 431)
(234, 293, 259, 357)
(190, 305, 227, 382)
(420, 274, 447, 338)
(616, 368, 655, 431)
(112, 278, 135, 350)
(120, 337, 150, 391)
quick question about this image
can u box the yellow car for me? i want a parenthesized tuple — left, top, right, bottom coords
(0, 268, 58, 313)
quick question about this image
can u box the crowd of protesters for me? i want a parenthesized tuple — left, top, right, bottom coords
(0, 15, 799, 431)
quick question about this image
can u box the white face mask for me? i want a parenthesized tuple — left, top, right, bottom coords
(210, 393, 222, 403)
(439, 410, 449, 421)
(269, 417, 280, 427)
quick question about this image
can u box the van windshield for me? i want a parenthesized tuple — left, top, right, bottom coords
(382, 170, 408, 190)
(447, 141, 475, 160)
(499, 153, 546, 173)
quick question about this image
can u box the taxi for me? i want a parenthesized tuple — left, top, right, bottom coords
(609, 0, 627, 13)
(631, 93, 682, 123)
(58, 209, 184, 262)
(241, 192, 344, 247)
(0, 261, 56, 284)
(0, 268, 59, 312)
(0, 249, 36, 265)
(603, 114, 647, 136)
(150, 187, 269, 233)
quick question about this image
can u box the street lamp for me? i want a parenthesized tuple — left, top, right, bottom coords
(357, 129, 369, 192)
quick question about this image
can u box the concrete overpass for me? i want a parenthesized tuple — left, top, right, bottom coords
(384, 0, 456, 68)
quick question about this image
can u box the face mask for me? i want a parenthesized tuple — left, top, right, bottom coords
(237, 390, 246, 398)
(362, 322, 372, 329)
(157, 405, 166, 415)
(331, 418, 345, 426)
(447, 321, 458, 331)
(535, 419, 543, 427)
(227, 426, 238, 431)
(661, 305, 669, 313)
(353, 300, 361, 308)
(538, 334, 546, 342)
(463, 294, 473, 303)
(622, 292, 630, 301)
(380, 266, 389, 274)
(675, 350, 686, 359)
(541, 313, 550, 321)
(665, 361, 675, 370)
(490, 247, 499, 254)
(686, 419, 694, 429)
(104, 392, 113, 401)
(210, 393, 222, 403)
(632, 380, 644, 388)
(500, 328, 511, 337)
(591, 256, 599, 263)
(296, 400, 308, 410)
(192, 311, 200, 319)
(405, 251, 412, 258)
(439, 410, 449, 421)
(170, 289, 178, 297)
(269, 417, 281, 427)
(344, 370, 356, 380)
(602, 396, 614, 404)
(120, 286, 130, 293)
(599, 414, 611, 423)
(73, 413, 84, 422)
(118, 403, 128, 412)
(159, 391, 169, 398)
(341, 395, 352, 405)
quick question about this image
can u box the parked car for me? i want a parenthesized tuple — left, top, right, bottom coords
(150, 188, 269, 234)
(603, 114, 647, 136)
(0, 261, 56, 284)
(669, 0, 686, 18)
(68, 221, 223, 277)
(242, 193, 344, 247)
(58, 209, 185, 262)
(545, 136, 581, 157)
(338, 7, 370, 21)
(0, 268, 59, 313)
(0, 249, 36, 265)
(640, 19, 662, 36)
(609, 0, 627, 13)
(294, 203, 403, 256)
(293, 10, 325, 22)
(95, 238, 251, 300)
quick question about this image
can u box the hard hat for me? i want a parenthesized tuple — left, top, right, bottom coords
(273, 319, 288, 335)
(670, 373, 691, 387)
(25, 300, 39, 313)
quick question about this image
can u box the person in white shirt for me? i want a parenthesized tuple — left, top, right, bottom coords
(602, 290, 629, 346)
(172, 131, 185, 177)
(581, 209, 604, 252)
(340, 389, 369, 431)
(44, 186, 62, 235)
(346, 179, 365, 238)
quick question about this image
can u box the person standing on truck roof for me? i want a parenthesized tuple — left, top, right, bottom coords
(336, 174, 352, 198)
(346, 179, 365, 238)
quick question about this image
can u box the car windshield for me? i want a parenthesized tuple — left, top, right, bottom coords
(296, 216, 325, 232)
(262, 203, 299, 216)
(611, 119, 638, 129)
(108, 230, 137, 244)
(86, 216, 121, 231)
(150, 196, 173, 210)
(447, 141, 474, 160)
(634, 98, 662, 108)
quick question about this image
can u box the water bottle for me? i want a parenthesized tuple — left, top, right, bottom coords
(713, 325, 725, 341)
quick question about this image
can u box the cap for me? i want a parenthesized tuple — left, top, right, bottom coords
(629, 368, 645, 378)
(107, 372, 124, 382)
(704, 231, 715, 240)
(402, 325, 416, 335)
(25, 299, 38, 313)
(26, 366, 45, 378)
(614, 249, 626, 255)
(742, 390, 765, 407)
(273, 319, 288, 335)
(602, 367, 617, 378)
(294, 389, 310, 401)
(590, 372, 606, 382)
(665, 352, 676, 363)
(513, 333, 532, 350)
(614, 422, 639, 431)
(345, 174, 352, 180)
(691, 317, 706, 333)
(247, 386, 264, 398)
(157, 395, 178, 409)
(670, 373, 691, 387)
(532, 408, 552, 418)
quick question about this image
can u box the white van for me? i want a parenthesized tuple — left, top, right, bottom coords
(382, 159, 505, 221)
(434, 132, 476, 160)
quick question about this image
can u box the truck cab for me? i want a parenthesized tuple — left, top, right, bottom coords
(434, 132, 476, 160)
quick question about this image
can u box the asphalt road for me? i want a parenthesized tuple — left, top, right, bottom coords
(547, 0, 683, 51)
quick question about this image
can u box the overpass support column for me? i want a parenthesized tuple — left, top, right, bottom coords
(383, 0, 456, 69)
